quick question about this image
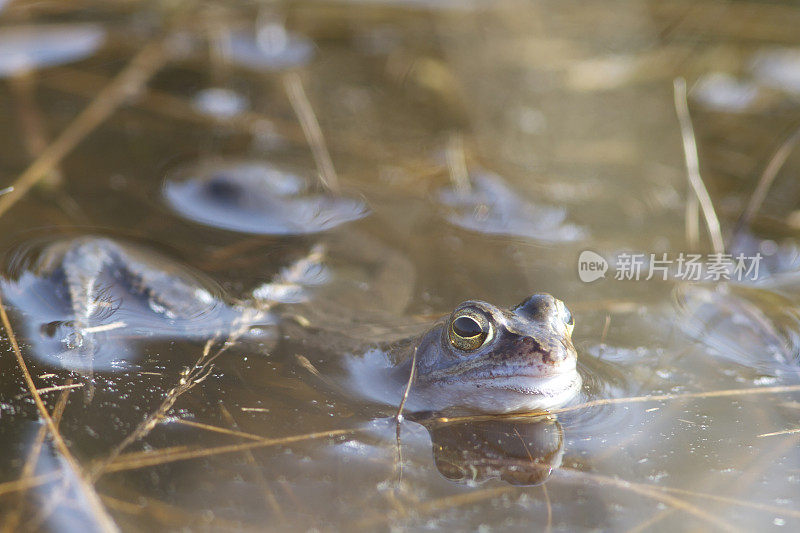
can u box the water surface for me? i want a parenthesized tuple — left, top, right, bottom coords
(0, 1, 799, 531)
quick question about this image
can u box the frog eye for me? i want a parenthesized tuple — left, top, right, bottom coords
(448, 312, 491, 352)
(560, 303, 575, 335)
(564, 308, 574, 326)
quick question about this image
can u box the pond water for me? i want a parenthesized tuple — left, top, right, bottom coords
(0, 1, 799, 531)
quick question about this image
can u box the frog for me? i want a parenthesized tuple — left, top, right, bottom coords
(339, 293, 581, 414)
(0, 236, 276, 375)
(2, 235, 581, 414)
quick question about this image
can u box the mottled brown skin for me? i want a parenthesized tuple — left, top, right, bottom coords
(388, 294, 581, 413)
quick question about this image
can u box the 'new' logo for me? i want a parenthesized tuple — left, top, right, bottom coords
(578, 250, 608, 283)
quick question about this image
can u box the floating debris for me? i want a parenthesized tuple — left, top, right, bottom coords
(0, 24, 105, 77)
(0, 237, 273, 372)
(438, 170, 585, 241)
(163, 159, 369, 235)
(191, 87, 249, 118)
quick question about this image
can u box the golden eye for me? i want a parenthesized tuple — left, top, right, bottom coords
(448, 314, 490, 351)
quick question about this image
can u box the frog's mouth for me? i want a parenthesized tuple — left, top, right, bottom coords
(430, 350, 580, 385)
(479, 371, 582, 398)
(417, 371, 582, 414)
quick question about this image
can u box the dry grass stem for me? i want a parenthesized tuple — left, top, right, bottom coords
(41, 67, 306, 142)
(1, 381, 74, 532)
(430, 383, 800, 425)
(169, 418, 266, 441)
(396, 347, 417, 423)
(283, 72, 340, 193)
(542, 483, 552, 533)
(685, 193, 699, 248)
(99, 492, 256, 530)
(733, 124, 800, 240)
(218, 404, 287, 523)
(14, 382, 84, 400)
(356, 464, 739, 532)
(0, 40, 169, 220)
(91, 336, 222, 479)
(673, 77, 724, 254)
(446, 131, 471, 194)
(102, 428, 359, 473)
(9, 73, 63, 188)
(0, 473, 61, 498)
(758, 427, 800, 438)
(0, 293, 118, 531)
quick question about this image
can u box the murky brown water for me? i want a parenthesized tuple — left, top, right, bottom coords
(1, 1, 799, 531)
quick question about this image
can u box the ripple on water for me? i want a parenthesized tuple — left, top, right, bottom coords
(163, 159, 370, 235)
(673, 282, 800, 374)
(437, 170, 585, 242)
(0, 236, 273, 372)
(553, 353, 634, 440)
(0, 24, 105, 77)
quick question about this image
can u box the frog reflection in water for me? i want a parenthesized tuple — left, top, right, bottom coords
(2, 236, 581, 414)
(427, 415, 564, 485)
